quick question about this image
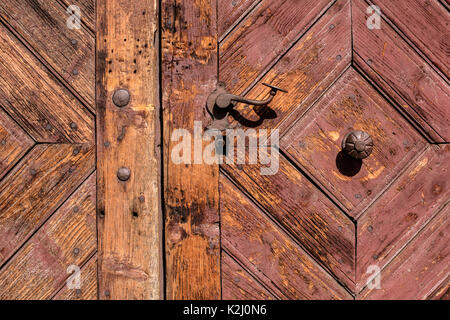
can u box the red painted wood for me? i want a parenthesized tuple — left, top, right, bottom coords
(358, 205, 449, 300)
(222, 150, 355, 290)
(357, 145, 450, 292)
(353, 0, 450, 142)
(370, 0, 450, 76)
(220, 174, 352, 300)
(218, 0, 260, 40)
(281, 68, 427, 216)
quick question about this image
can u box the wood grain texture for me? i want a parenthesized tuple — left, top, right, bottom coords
(60, 0, 95, 32)
(162, 0, 220, 299)
(222, 150, 355, 290)
(226, 0, 351, 137)
(426, 275, 449, 300)
(218, 0, 260, 40)
(0, 173, 96, 300)
(0, 108, 34, 180)
(281, 68, 427, 216)
(370, 0, 450, 76)
(222, 250, 276, 300)
(220, 174, 352, 300)
(0, 24, 94, 143)
(53, 253, 98, 300)
(97, 0, 162, 300)
(352, 0, 450, 142)
(0, 144, 95, 267)
(220, 0, 334, 96)
(358, 204, 449, 300)
(357, 145, 450, 291)
(0, 0, 95, 110)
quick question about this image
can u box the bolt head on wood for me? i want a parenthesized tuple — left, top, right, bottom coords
(117, 167, 131, 181)
(112, 89, 130, 107)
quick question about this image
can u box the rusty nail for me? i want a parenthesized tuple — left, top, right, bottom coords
(368, 225, 373, 232)
(355, 193, 362, 199)
(117, 167, 131, 181)
(73, 206, 79, 213)
(70, 122, 78, 130)
(234, 277, 240, 282)
(45, 124, 52, 131)
(73, 248, 80, 255)
(139, 195, 145, 202)
(71, 39, 78, 46)
(73, 148, 80, 156)
(1, 139, 6, 145)
(30, 169, 37, 175)
(237, 164, 243, 171)
(75, 289, 82, 295)
(104, 141, 110, 148)
(298, 141, 306, 148)
(72, 69, 79, 75)
(336, 54, 342, 61)
(338, 226, 343, 232)
(367, 59, 373, 65)
(104, 290, 110, 297)
(373, 254, 379, 260)
(112, 89, 130, 107)
(232, 0, 237, 6)
(329, 24, 335, 29)
(338, 258, 344, 263)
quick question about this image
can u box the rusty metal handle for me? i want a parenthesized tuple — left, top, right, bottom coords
(206, 82, 287, 131)
(341, 130, 374, 159)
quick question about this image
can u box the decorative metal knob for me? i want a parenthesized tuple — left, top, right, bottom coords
(341, 131, 373, 159)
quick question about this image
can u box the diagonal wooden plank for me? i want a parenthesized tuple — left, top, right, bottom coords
(220, 174, 352, 300)
(0, 0, 95, 110)
(0, 144, 95, 267)
(352, 0, 450, 142)
(358, 204, 449, 300)
(53, 253, 98, 300)
(357, 145, 450, 291)
(369, 0, 450, 77)
(222, 250, 277, 300)
(220, 0, 335, 96)
(0, 24, 94, 143)
(218, 0, 260, 40)
(222, 149, 356, 291)
(162, 0, 221, 299)
(426, 275, 449, 300)
(226, 0, 351, 137)
(0, 173, 96, 300)
(0, 107, 34, 180)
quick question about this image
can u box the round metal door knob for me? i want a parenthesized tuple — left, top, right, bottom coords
(117, 167, 131, 181)
(112, 89, 130, 107)
(341, 131, 373, 159)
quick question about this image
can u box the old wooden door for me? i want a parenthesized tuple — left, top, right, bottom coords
(164, 0, 449, 300)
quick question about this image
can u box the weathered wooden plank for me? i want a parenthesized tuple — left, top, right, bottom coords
(0, 108, 34, 180)
(222, 250, 276, 300)
(353, 0, 450, 142)
(60, 0, 95, 32)
(357, 145, 450, 292)
(0, 173, 96, 300)
(0, 144, 95, 267)
(0, 0, 95, 110)
(0, 24, 94, 143)
(218, 0, 260, 40)
(281, 68, 427, 216)
(53, 253, 98, 300)
(226, 0, 351, 137)
(370, 0, 450, 76)
(162, 0, 220, 299)
(97, 0, 162, 300)
(222, 150, 355, 290)
(358, 204, 449, 300)
(220, 0, 335, 96)
(220, 174, 352, 300)
(426, 276, 449, 300)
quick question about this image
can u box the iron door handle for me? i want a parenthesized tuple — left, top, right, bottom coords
(341, 130, 374, 159)
(206, 82, 287, 131)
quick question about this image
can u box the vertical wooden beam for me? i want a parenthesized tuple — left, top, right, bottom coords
(162, 0, 221, 299)
(97, 0, 163, 299)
